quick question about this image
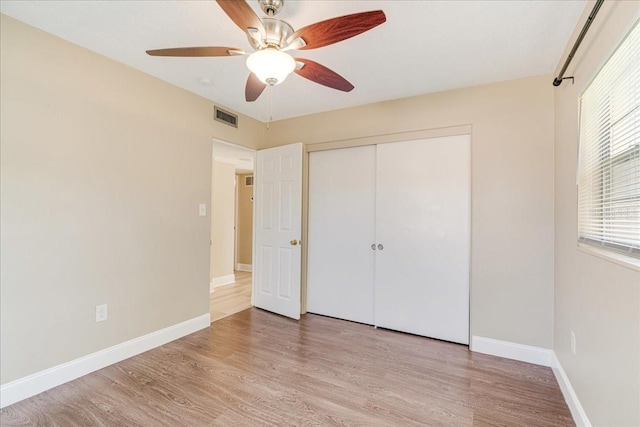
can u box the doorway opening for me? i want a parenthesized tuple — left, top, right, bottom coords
(210, 139, 255, 322)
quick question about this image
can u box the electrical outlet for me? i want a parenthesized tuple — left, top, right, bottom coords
(570, 331, 576, 355)
(96, 304, 108, 322)
(199, 203, 206, 216)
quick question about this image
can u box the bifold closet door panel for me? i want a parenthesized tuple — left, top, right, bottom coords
(375, 135, 471, 344)
(307, 146, 376, 324)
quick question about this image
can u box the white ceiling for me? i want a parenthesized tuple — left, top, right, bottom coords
(1, 0, 587, 122)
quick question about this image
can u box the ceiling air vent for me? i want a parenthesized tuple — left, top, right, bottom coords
(214, 106, 238, 128)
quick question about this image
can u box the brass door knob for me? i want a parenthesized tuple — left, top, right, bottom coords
(290, 239, 298, 246)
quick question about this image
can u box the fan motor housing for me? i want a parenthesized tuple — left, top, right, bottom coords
(248, 18, 294, 50)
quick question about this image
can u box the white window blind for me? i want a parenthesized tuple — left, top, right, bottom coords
(578, 22, 640, 259)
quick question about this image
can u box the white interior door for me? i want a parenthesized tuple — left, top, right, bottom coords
(253, 143, 303, 319)
(307, 146, 376, 324)
(375, 135, 471, 344)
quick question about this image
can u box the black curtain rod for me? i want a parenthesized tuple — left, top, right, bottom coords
(553, 0, 605, 87)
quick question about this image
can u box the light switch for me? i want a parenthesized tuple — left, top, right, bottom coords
(96, 304, 107, 322)
(199, 203, 206, 216)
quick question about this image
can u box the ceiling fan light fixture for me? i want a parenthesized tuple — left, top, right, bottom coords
(246, 48, 295, 85)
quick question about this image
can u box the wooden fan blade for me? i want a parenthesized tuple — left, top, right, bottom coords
(217, 0, 265, 34)
(294, 58, 354, 92)
(290, 10, 386, 50)
(146, 47, 245, 57)
(246, 73, 267, 102)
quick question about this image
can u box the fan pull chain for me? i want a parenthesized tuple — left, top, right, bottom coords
(269, 85, 273, 123)
(264, 85, 273, 130)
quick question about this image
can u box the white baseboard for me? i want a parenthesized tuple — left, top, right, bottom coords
(551, 353, 592, 427)
(470, 337, 588, 427)
(471, 336, 553, 367)
(209, 274, 236, 292)
(0, 313, 211, 409)
(236, 263, 252, 272)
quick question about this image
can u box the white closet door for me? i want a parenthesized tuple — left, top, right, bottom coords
(375, 135, 470, 344)
(307, 146, 376, 324)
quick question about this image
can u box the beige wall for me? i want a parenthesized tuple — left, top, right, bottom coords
(210, 161, 236, 280)
(553, 2, 640, 426)
(236, 174, 254, 266)
(266, 75, 556, 349)
(5, 7, 638, 424)
(0, 15, 264, 384)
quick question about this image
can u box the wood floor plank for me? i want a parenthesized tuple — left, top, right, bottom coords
(1, 308, 574, 426)
(210, 270, 252, 322)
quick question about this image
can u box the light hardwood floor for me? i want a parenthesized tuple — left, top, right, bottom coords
(209, 270, 252, 322)
(0, 308, 573, 426)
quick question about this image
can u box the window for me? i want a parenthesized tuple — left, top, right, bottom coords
(578, 22, 639, 260)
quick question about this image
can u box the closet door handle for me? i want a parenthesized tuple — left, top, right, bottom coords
(377, 244, 384, 250)
(371, 244, 376, 250)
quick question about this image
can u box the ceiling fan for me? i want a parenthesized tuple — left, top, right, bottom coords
(146, 0, 386, 102)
